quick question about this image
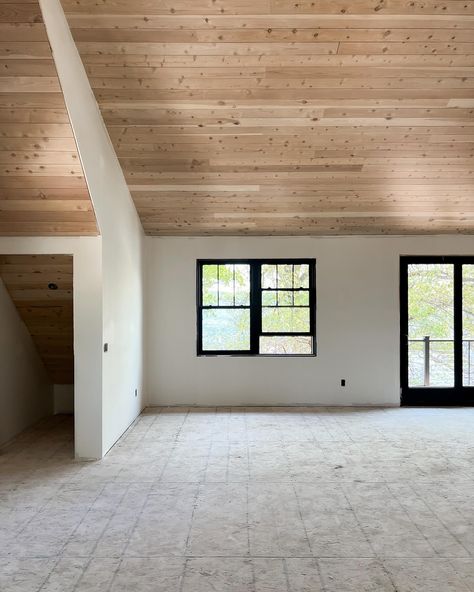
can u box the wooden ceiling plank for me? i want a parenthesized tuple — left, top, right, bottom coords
(65, 14, 474, 30)
(60, 0, 474, 236)
(0, 254, 74, 383)
(0, 0, 97, 236)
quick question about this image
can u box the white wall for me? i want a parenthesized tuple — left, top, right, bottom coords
(0, 237, 103, 459)
(145, 235, 474, 407)
(40, 0, 145, 455)
(0, 278, 53, 446)
(54, 384, 74, 414)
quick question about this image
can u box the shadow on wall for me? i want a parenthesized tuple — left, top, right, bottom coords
(0, 254, 75, 446)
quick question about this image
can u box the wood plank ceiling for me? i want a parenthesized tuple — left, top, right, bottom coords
(0, 254, 74, 384)
(62, 0, 474, 236)
(0, 2, 97, 236)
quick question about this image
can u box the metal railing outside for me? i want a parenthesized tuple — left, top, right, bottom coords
(408, 337, 474, 386)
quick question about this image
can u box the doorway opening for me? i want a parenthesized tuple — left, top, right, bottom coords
(0, 254, 74, 450)
(400, 256, 474, 406)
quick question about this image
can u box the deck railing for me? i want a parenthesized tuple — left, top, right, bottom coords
(408, 337, 474, 386)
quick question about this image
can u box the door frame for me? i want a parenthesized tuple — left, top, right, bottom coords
(400, 255, 474, 406)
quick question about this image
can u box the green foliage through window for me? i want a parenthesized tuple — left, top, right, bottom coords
(198, 260, 315, 355)
(407, 262, 474, 388)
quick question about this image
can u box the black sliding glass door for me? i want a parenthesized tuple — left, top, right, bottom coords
(400, 256, 474, 406)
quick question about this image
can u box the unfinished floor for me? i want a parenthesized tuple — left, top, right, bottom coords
(1, 407, 474, 592)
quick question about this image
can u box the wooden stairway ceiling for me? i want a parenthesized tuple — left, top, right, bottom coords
(61, 0, 474, 236)
(0, 254, 74, 384)
(0, 1, 97, 236)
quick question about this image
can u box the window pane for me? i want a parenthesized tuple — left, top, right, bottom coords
(262, 291, 277, 306)
(262, 264, 276, 289)
(408, 263, 454, 339)
(463, 341, 474, 387)
(202, 309, 250, 351)
(234, 264, 250, 306)
(463, 264, 474, 386)
(202, 265, 218, 306)
(294, 264, 309, 288)
(408, 340, 454, 387)
(294, 291, 309, 306)
(262, 290, 308, 306)
(277, 290, 293, 306)
(262, 307, 310, 333)
(260, 335, 313, 355)
(277, 264, 293, 289)
(408, 341, 424, 387)
(408, 263, 454, 388)
(218, 263, 235, 306)
(429, 341, 454, 387)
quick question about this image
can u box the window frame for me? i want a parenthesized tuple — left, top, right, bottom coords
(196, 258, 316, 357)
(400, 255, 474, 406)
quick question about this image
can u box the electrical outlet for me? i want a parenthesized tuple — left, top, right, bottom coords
(341, 379, 346, 387)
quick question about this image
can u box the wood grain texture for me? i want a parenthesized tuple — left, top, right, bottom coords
(61, 0, 474, 235)
(0, 2, 98, 236)
(0, 254, 73, 384)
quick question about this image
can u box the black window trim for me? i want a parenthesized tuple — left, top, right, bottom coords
(197, 258, 317, 357)
(400, 255, 474, 406)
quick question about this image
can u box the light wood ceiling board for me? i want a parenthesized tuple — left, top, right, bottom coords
(0, 2, 98, 236)
(62, 1, 474, 235)
(0, 254, 74, 384)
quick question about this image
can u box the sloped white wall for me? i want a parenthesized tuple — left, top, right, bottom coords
(145, 235, 474, 406)
(0, 278, 53, 447)
(40, 0, 145, 455)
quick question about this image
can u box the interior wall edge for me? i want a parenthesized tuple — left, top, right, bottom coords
(39, 0, 146, 456)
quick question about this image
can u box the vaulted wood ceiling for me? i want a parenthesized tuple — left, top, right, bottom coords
(0, 255, 74, 384)
(0, 2, 97, 236)
(61, 0, 474, 236)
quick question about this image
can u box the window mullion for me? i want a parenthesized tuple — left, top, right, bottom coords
(250, 262, 261, 355)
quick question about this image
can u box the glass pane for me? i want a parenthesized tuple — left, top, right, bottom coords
(408, 341, 424, 387)
(463, 341, 474, 387)
(408, 263, 454, 387)
(218, 263, 235, 306)
(262, 307, 310, 333)
(262, 291, 276, 306)
(430, 341, 454, 387)
(294, 264, 309, 288)
(277, 290, 293, 306)
(202, 309, 250, 351)
(409, 339, 455, 388)
(262, 264, 276, 289)
(408, 263, 454, 339)
(294, 291, 309, 306)
(463, 264, 474, 386)
(277, 264, 293, 289)
(260, 335, 313, 355)
(202, 265, 218, 306)
(234, 264, 250, 306)
(262, 290, 309, 306)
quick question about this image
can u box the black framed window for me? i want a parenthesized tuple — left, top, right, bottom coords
(197, 259, 316, 356)
(400, 256, 474, 406)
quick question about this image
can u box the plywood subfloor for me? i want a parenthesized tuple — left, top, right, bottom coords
(1, 407, 474, 590)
